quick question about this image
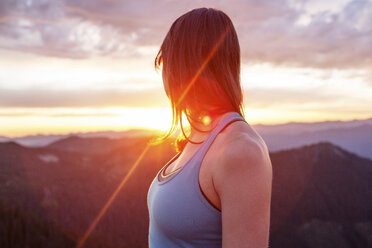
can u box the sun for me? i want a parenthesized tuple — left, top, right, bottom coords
(111, 107, 174, 132)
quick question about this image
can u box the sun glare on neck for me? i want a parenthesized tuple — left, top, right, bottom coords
(202, 115, 211, 125)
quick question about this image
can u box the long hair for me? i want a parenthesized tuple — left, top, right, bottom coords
(148, 7, 246, 152)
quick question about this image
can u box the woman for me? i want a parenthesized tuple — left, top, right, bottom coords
(147, 7, 272, 248)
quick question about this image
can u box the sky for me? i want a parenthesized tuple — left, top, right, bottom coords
(0, 0, 371, 137)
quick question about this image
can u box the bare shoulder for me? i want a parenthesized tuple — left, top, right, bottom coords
(213, 121, 273, 247)
(213, 122, 273, 195)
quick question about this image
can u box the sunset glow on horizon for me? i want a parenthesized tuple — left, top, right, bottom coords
(1, 0, 372, 138)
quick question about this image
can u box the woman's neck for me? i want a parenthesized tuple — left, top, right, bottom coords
(188, 111, 234, 141)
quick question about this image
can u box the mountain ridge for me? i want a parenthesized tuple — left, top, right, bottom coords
(0, 139, 371, 247)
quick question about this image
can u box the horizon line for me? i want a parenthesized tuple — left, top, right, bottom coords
(1, 115, 372, 139)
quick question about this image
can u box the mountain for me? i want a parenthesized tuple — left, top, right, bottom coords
(0, 134, 68, 147)
(0, 199, 74, 248)
(0, 135, 10, 142)
(0, 138, 371, 247)
(258, 124, 372, 160)
(0, 137, 174, 248)
(46, 135, 129, 155)
(0, 128, 163, 147)
(2, 116, 372, 159)
(269, 142, 372, 247)
(253, 117, 372, 134)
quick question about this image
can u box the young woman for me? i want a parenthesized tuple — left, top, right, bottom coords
(147, 7, 272, 248)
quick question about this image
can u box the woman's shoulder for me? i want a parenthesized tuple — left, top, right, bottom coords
(212, 121, 272, 248)
(219, 119, 269, 158)
(212, 120, 272, 191)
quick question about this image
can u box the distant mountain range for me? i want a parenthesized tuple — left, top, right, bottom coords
(2, 117, 372, 160)
(257, 122, 372, 160)
(0, 128, 164, 147)
(0, 135, 371, 247)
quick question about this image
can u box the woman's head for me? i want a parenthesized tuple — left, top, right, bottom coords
(150, 7, 245, 151)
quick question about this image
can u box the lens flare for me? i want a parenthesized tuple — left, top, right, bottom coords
(202, 115, 211, 125)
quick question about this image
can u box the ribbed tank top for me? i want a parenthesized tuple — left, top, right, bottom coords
(147, 112, 247, 247)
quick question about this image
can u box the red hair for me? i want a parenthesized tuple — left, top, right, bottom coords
(149, 7, 245, 152)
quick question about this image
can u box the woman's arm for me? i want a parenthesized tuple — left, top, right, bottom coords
(213, 135, 273, 248)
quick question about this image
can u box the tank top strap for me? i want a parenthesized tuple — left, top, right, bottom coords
(193, 112, 246, 165)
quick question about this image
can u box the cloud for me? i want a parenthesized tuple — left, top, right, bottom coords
(0, 84, 348, 110)
(0, 111, 121, 118)
(0, 0, 371, 69)
(0, 0, 144, 58)
(239, 0, 372, 69)
(243, 86, 342, 108)
(0, 87, 169, 108)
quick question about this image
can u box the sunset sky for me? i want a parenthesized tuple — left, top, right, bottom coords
(1, 0, 371, 137)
